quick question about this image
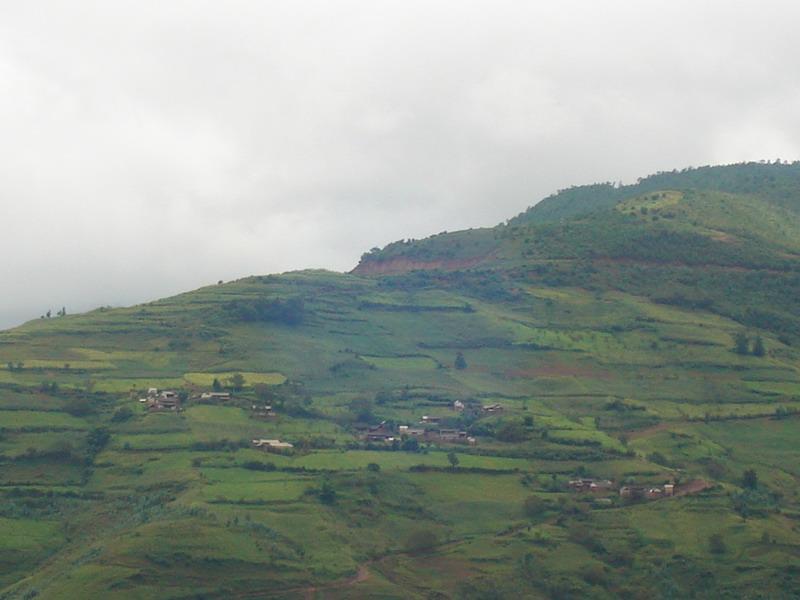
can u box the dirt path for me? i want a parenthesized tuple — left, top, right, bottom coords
(626, 421, 674, 440)
(301, 564, 371, 599)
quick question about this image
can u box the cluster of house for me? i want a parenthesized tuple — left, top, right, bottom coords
(251, 438, 293, 452)
(138, 388, 238, 412)
(568, 478, 614, 493)
(569, 478, 675, 500)
(250, 404, 275, 419)
(451, 400, 504, 414)
(199, 392, 231, 402)
(619, 483, 674, 499)
(139, 388, 181, 412)
(360, 421, 477, 445)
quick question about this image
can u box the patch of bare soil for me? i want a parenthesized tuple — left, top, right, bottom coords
(675, 479, 712, 496)
(351, 256, 485, 275)
(507, 363, 613, 380)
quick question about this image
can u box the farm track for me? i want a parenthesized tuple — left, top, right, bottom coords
(228, 564, 372, 600)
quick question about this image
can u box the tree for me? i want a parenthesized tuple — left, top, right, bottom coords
(742, 469, 758, 489)
(523, 495, 549, 518)
(708, 533, 727, 555)
(86, 427, 111, 460)
(349, 397, 375, 423)
(318, 479, 337, 505)
(212, 378, 222, 392)
(734, 332, 749, 355)
(454, 352, 467, 370)
(401, 437, 420, 452)
(228, 373, 246, 391)
(752, 336, 765, 357)
(496, 420, 528, 442)
(447, 452, 460, 470)
(254, 383, 275, 403)
(367, 462, 381, 472)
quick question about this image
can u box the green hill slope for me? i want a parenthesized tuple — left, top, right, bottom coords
(2, 163, 800, 599)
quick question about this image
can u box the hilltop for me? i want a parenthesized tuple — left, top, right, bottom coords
(1, 162, 800, 599)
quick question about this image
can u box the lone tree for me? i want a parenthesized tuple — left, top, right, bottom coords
(454, 352, 467, 370)
(212, 378, 222, 392)
(752, 336, 765, 357)
(708, 533, 727, 555)
(734, 332, 749, 355)
(228, 373, 246, 391)
(447, 451, 460, 470)
(742, 468, 758, 489)
(318, 479, 337, 505)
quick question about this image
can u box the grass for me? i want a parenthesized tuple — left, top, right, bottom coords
(183, 371, 287, 386)
(2, 164, 800, 597)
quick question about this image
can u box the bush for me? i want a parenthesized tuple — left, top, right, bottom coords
(523, 495, 549, 518)
(742, 469, 758, 489)
(64, 397, 94, 417)
(242, 461, 276, 472)
(318, 480, 337, 505)
(225, 297, 305, 325)
(405, 528, 438, 554)
(111, 406, 134, 422)
(708, 533, 727, 554)
(496, 420, 528, 443)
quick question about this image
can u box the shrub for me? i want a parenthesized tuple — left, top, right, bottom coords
(242, 461, 276, 472)
(709, 533, 727, 554)
(523, 495, 549, 518)
(318, 480, 337, 505)
(225, 296, 305, 325)
(405, 528, 438, 554)
(64, 397, 94, 417)
(111, 406, 134, 422)
(742, 469, 758, 489)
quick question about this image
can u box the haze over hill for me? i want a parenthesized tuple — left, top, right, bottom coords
(2, 163, 800, 598)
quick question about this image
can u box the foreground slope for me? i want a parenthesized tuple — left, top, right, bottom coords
(2, 163, 800, 599)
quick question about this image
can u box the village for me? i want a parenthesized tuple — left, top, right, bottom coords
(566, 477, 711, 503)
(137, 387, 704, 503)
(138, 387, 511, 455)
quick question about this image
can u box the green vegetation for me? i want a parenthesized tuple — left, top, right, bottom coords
(2, 163, 800, 598)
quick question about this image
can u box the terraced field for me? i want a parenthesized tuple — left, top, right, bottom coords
(2, 164, 800, 598)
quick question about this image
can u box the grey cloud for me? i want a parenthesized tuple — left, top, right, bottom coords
(1, 0, 799, 327)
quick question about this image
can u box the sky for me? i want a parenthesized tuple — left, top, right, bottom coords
(2, 1, 800, 329)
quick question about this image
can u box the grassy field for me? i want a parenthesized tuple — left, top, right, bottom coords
(2, 165, 800, 598)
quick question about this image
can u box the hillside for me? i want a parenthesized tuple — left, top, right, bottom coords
(2, 163, 800, 599)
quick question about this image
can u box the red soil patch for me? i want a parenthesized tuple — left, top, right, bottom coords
(675, 479, 712, 496)
(301, 565, 371, 599)
(507, 363, 613, 380)
(351, 256, 485, 275)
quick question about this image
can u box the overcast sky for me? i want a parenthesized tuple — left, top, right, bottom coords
(1, 1, 799, 329)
